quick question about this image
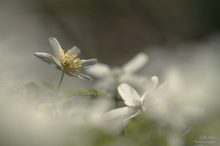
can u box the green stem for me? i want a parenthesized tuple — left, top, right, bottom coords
(57, 71, 65, 91)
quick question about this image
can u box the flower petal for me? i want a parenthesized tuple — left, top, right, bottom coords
(86, 63, 112, 78)
(80, 59, 97, 67)
(151, 76, 159, 89)
(34, 52, 62, 69)
(122, 52, 148, 73)
(103, 107, 137, 133)
(118, 83, 141, 106)
(69, 46, 81, 56)
(141, 88, 161, 112)
(48, 37, 64, 59)
(65, 72, 93, 81)
(103, 106, 137, 121)
(75, 73, 93, 81)
(141, 76, 160, 109)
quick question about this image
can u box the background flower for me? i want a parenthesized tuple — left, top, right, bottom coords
(86, 53, 149, 93)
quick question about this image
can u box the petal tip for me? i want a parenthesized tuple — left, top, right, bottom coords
(118, 83, 129, 91)
(151, 75, 159, 88)
(33, 52, 43, 57)
(151, 76, 159, 82)
(48, 37, 57, 41)
(48, 37, 60, 46)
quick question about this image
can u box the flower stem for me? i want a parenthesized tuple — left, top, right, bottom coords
(57, 71, 65, 91)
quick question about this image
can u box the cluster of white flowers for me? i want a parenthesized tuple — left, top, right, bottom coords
(33, 38, 162, 131)
(3, 37, 215, 146)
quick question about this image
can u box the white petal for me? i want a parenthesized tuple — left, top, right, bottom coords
(141, 91, 148, 104)
(66, 72, 93, 81)
(151, 76, 159, 89)
(141, 93, 156, 111)
(48, 37, 64, 59)
(103, 107, 137, 121)
(118, 83, 141, 106)
(80, 59, 97, 67)
(75, 73, 93, 81)
(141, 89, 162, 112)
(69, 46, 81, 56)
(64, 72, 77, 77)
(86, 63, 112, 78)
(122, 52, 148, 73)
(34, 52, 62, 69)
(103, 107, 137, 133)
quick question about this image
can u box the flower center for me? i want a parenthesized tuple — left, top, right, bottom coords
(59, 50, 82, 71)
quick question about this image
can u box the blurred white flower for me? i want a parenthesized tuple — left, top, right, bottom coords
(146, 70, 207, 132)
(34, 37, 97, 80)
(103, 76, 160, 126)
(86, 53, 149, 93)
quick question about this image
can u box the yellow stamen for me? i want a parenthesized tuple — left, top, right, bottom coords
(59, 50, 82, 71)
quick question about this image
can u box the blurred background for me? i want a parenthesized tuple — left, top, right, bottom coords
(0, 0, 220, 88)
(0, 0, 220, 86)
(0, 1, 220, 146)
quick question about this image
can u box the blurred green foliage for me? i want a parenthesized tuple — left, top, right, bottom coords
(14, 81, 220, 146)
(63, 88, 110, 99)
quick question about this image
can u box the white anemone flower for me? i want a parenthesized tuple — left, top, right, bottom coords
(34, 37, 97, 80)
(104, 76, 161, 126)
(86, 52, 149, 92)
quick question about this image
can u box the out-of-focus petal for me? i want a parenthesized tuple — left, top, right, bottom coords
(141, 89, 163, 114)
(151, 76, 159, 89)
(34, 52, 62, 69)
(103, 107, 137, 134)
(118, 83, 141, 106)
(80, 59, 97, 67)
(48, 37, 64, 59)
(69, 46, 81, 56)
(86, 63, 112, 78)
(141, 92, 155, 108)
(103, 106, 137, 121)
(118, 74, 150, 93)
(122, 52, 148, 73)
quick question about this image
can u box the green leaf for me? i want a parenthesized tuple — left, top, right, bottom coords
(17, 81, 40, 98)
(63, 88, 110, 98)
